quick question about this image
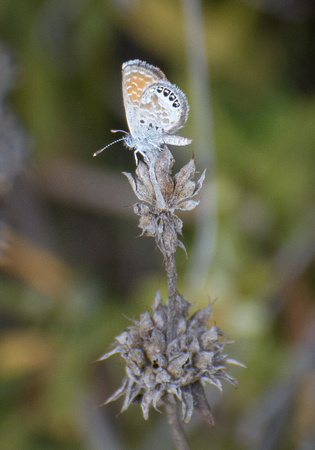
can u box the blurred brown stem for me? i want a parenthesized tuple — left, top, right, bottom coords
(165, 253, 179, 342)
(165, 402, 190, 450)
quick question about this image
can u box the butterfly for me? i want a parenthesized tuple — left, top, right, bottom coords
(94, 59, 192, 163)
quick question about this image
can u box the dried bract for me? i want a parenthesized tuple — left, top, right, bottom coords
(123, 147, 206, 257)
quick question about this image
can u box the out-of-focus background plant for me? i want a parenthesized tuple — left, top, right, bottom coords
(0, 1, 314, 449)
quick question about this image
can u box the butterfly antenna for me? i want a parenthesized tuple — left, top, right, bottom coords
(110, 129, 128, 135)
(93, 137, 126, 157)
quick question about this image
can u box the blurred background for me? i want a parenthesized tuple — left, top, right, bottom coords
(0, 0, 314, 449)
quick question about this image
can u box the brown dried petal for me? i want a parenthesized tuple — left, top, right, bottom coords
(219, 371, 238, 387)
(115, 331, 131, 347)
(142, 366, 156, 386)
(139, 311, 154, 335)
(129, 348, 146, 369)
(127, 359, 142, 377)
(189, 305, 212, 330)
(176, 199, 200, 211)
(136, 161, 155, 200)
(122, 172, 139, 198)
(155, 147, 175, 200)
(181, 368, 198, 385)
(175, 294, 191, 318)
(167, 386, 182, 402)
(156, 219, 178, 256)
(177, 239, 187, 255)
(225, 358, 247, 368)
(155, 368, 171, 383)
(152, 386, 166, 411)
(151, 328, 166, 352)
(173, 180, 196, 203)
(173, 159, 196, 198)
(128, 384, 143, 405)
(194, 351, 214, 369)
(166, 338, 180, 360)
(123, 171, 151, 203)
(139, 214, 156, 236)
(136, 181, 155, 203)
(152, 303, 167, 331)
(152, 290, 163, 311)
(103, 377, 128, 406)
(176, 317, 187, 336)
(201, 373, 223, 392)
(98, 347, 119, 361)
(172, 214, 183, 235)
(200, 326, 219, 349)
(167, 353, 190, 378)
(142, 385, 166, 419)
(192, 382, 215, 427)
(133, 202, 150, 216)
(126, 327, 141, 347)
(186, 335, 200, 354)
(181, 387, 194, 423)
(193, 169, 206, 196)
(141, 390, 154, 420)
(121, 380, 135, 412)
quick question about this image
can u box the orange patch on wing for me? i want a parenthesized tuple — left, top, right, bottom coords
(126, 73, 156, 103)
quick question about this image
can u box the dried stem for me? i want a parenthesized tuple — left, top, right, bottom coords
(147, 150, 189, 444)
(102, 117, 242, 445)
(165, 402, 190, 450)
(146, 152, 179, 343)
(165, 252, 178, 342)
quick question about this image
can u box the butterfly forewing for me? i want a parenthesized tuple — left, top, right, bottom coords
(122, 60, 167, 135)
(122, 60, 166, 105)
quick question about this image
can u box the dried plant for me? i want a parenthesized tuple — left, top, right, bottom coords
(100, 144, 243, 448)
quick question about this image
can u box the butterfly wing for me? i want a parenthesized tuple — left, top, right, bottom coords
(122, 60, 167, 137)
(135, 80, 191, 146)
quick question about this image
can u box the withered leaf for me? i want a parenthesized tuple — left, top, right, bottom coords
(176, 199, 200, 211)
(173, 159, 196, 198)
(155, 147, 175, 200)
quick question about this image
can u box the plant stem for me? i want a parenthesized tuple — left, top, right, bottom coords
(165, 252, 179, 342)
(165, 402, 190, 450)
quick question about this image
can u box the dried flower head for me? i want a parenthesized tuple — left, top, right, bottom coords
(123, 146, 206, 257)
(100, 291, 242, 425)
